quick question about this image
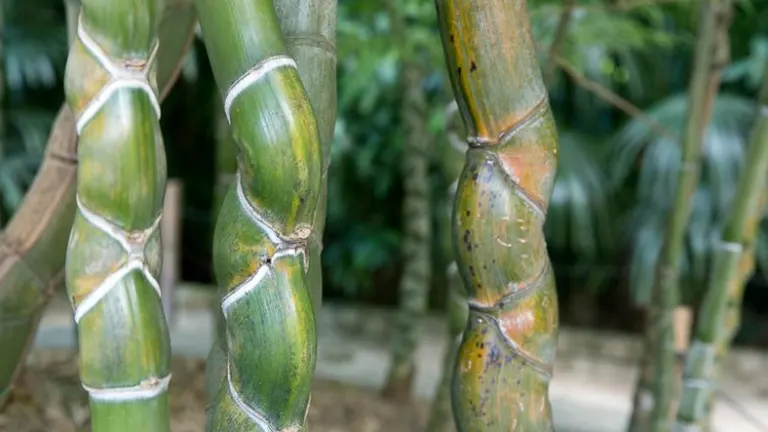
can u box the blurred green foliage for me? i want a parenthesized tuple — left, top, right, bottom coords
(0, 0, 66, 223)
(3, 0, 768, 340)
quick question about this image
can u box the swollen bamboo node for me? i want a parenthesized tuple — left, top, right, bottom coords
(73, 15, 161, 134)
(83, 374, 172, 402)
(434, 0, 560, 430)
(72, 196, 162, 323)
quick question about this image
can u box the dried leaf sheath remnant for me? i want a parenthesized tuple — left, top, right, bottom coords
(63, 0, 174, 429)
(434, 0, 560, 430)
(194, 0, 322, 430)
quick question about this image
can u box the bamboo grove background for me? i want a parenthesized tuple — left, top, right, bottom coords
(1, 0, 768, 417)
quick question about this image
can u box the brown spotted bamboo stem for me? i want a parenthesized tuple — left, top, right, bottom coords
(435, 0, 560, 429)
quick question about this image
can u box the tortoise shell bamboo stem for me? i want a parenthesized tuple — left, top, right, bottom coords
(63, 0, 173, 429)
(435, 0, 560, 429)
(195, 0, 323, 429)
(0, 1, 195, 413)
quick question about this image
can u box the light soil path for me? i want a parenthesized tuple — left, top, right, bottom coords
(35, 287, 768, 431)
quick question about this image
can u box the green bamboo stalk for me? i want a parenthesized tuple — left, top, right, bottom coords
(675, 65, 768, 431)
(628, 2, 733, 430)
(213, 102, 237, 217)
(63, 1, 176, 429)
(203, 0, 336, 423)
(195, 0, 322, 429)
(435, 0, 560, 429)
(274, 0, 337, 313)
(202, 0, 337, 417)
(426, 101, 469, 432)
(0, 3, 196, 410)
(383, 0, 433, 396)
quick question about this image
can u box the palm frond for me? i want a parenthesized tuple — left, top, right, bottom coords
(609, 92, 756, 304)
(722, 36, 768, 91)
(4, 4, 67, 92)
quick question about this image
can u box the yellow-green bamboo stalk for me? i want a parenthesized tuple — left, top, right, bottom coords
(435, 0, 560, 429)
(203, 1, 337, 426)
(195, 0, 323, 429)
(0, 2, 195, 409)
(675, 64, 768, 431)
(64, 1, 174, 428)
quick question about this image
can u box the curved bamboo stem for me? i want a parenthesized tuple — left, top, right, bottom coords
(203, 2, 336, 425)
(196, 0, 323, 429)
(0, 3, 196, 409)
(675, 65, 768, 430)
(435, 0, 560, 429)
(0, 108, 77, 406)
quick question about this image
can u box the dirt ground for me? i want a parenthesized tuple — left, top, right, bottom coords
(0, 349, 428, 432)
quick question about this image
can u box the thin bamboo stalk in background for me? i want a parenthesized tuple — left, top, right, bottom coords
(64, 0, 80, 44)
(628, 1, 733, 430)
(0, 3, 196, 409)
(161, 179, 183, 324)
(435, 0, 561, 429)
(383, 0, 433, 399)
(675, 65, 768, 430)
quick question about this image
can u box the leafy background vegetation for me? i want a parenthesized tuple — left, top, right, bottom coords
(2, 0, 768, 344)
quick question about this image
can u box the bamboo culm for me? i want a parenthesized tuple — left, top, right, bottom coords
(0, 2, 195, 408)
(63, 1, 172, 430)
(426, 101, 469, 432)
(201, 0, 337, 426)
(273, 0, 338, 313)
(628, 2, 733, 430)
(435, 0, 560, 429)
(195, 0, 323, 429)
(675, 64, 768, 430)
